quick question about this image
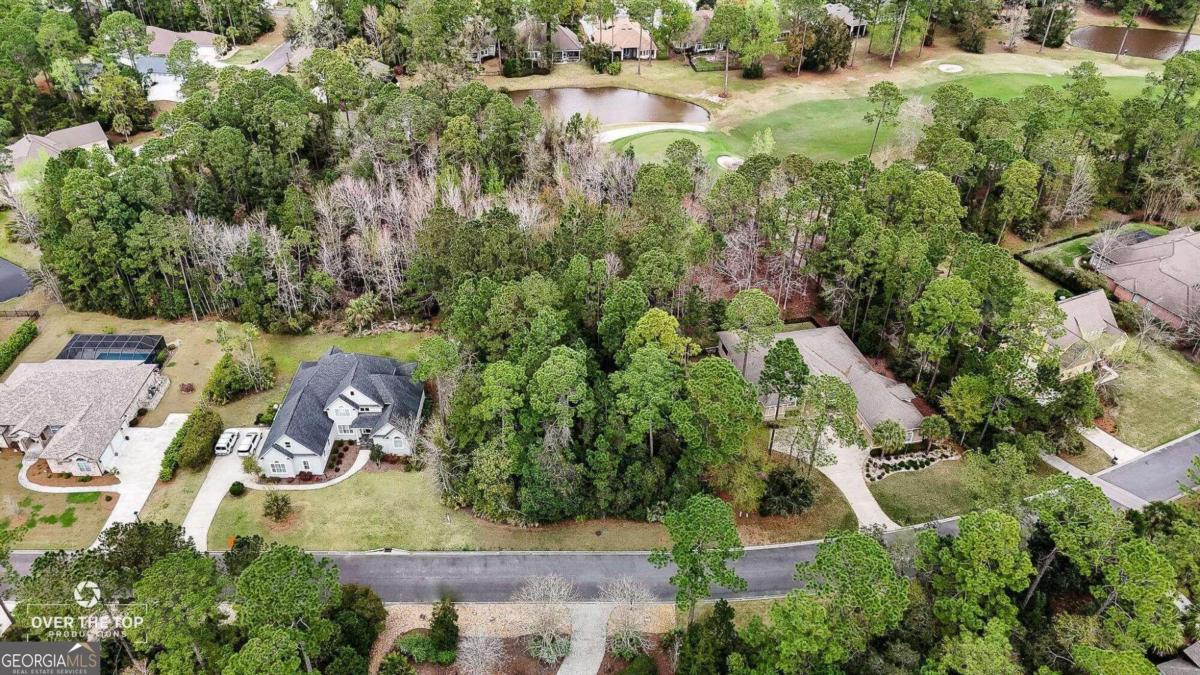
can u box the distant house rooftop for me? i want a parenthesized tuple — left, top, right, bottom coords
(146, 25, 218, 55)
(580, 16, 654, 51)
(515, 18, 583, 53)
(826, 2, 868, 28)
(717, 326, 925, 433)
(4, 122, 108, 173)
(1093, 228, 1200, 325)
(1053, 291, 1126, 374)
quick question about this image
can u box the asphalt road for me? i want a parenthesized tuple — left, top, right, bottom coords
(1100, 430, 1200, 503)
(8, 522, 957, 602)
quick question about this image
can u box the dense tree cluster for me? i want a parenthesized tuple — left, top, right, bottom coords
(4, 524, 386, 674)
(666, 484, 1197, 673)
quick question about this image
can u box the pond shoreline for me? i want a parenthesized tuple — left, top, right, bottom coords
(506, 86, 711, 126)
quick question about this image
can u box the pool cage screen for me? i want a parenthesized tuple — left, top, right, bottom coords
(56, 334, 167, 364)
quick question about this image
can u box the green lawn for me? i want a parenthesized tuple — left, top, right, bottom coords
(209, 425, 858, 551)
(0, 452, 116, 550)
(1018, 262, 1062, 295)
(613, 72, 1147, 163)
(869, 460, 972, 525)
(140, 467, 209, 527)
(869, 458, 1059, 525)
(613, 130, 737, 170)
(1058, 441, 1116, 475)
(1110, 343, 1200, 449)
(0, 212, 40, 270)
(207, 467, 673, 552)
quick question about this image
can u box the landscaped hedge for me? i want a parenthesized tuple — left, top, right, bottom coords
(159, 406, 225, 480)
(1021, 253, 1108, 295)
(0, 320, 38, 374)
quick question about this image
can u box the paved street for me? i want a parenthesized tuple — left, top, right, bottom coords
(9, 521, 960, 602)
(1100, 430, 1200, 503)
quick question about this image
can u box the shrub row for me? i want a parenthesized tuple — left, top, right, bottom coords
(159, 406, 225, 481)
(0, 320, 38, 374)
(1021, 253, 1108, 295)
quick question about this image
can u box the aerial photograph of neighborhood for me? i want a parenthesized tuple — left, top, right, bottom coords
(1, 0, 1200, 672)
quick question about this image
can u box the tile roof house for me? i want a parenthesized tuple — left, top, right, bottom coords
(717, 326, 926, 444)
(1052, 290, 1127, 380)
(0, 360, 166, 476)
(1093, 228, 1200, 329)
(4, 122, 108, 175)
(258, 348, 425, 478)
(580, 16, 657, 60)
(515, 18, 584, 63)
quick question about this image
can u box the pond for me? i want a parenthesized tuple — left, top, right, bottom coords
(0, 258, 30, 302)
(506, 87, 709, 125)
(1069, 25, 1200, 60)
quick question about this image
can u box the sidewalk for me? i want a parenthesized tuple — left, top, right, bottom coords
(557, 604, 615, 675)
(1079, 426, 1142, 464)
(1041, 454, 1149, 510)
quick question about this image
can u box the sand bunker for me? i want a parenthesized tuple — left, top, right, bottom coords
(717, 155, 744, 170)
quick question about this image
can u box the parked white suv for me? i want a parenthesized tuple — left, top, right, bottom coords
(236, 430, 261, 456)
(215, 430, 239, 456)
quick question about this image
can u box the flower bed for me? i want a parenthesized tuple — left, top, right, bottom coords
(865, 446, 958, 482)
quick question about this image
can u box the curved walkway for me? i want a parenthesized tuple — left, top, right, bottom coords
(18, 414, 188, 547)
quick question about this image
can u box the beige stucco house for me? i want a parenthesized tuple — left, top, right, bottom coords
(0, 360, 166, 476)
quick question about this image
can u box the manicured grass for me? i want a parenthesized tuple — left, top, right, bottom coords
(869, 458, 1059, 525)
(869, 460, 972, 526)
(1018, 262, 1062, 295)
(207, 467, 671, 551)
(0, 452, 116, 550)
(221, 15, 286, 66)
(1110, 343, 1200, 449)
(139, 467, 209, 526)
(1032, 223, 1170, 269)
(612, 130, 736, 169)
(1058, 441, 1116, 475)
(210, 426, 858, 551)
(615, 72, 1148, 164)
(0, 212, 40, 271)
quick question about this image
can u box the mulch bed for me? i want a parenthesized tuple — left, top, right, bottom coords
(597, 636, 675, 674)
(406, 638, 557, 675)
(25, 459, 121, 487)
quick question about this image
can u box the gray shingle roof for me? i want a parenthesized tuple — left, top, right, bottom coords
(261, 348, 422, 458)
(717, 326, 925, 432)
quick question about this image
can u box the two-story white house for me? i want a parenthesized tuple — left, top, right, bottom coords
(257, 348, 426, 479)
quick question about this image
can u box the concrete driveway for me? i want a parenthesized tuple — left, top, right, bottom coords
(17, 414, 187, 546)
(182, 451, 252, 550)
(1099, 429, 1200, 503)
